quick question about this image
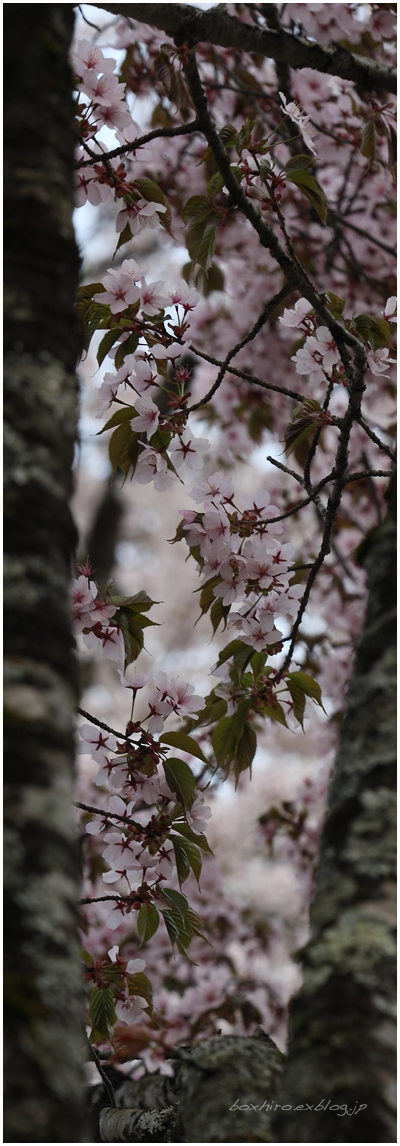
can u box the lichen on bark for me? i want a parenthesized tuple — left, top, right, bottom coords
(4, 5, 87, 1141)
(272, 473, 396, 1144)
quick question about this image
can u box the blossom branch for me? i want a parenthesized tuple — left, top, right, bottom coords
(188, 283, 293, 412)
(76, 119, 201, 167)
(189, 344, 305, 402)
(75, 801, 143, 831)
(357, 416, 397, 463)
(181, 48, 368, 408)
(95, 3, 397, 93)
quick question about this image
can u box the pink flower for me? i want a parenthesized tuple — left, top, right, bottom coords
(77, 724, 117, 764)
(279, 92, 318, 155)
(189, 472, 235, 505)
(131, 396, 160, 438)
(78, 69, 121, 106)
(94, 99, 132, 132)
(140, 280, 169, 316)
(168, 430, 209, 473)
(151, 342, 183, 362)
(72, 40, 117, 81)
(128, 359, 159, 394)
(383, 297, 397, 323)
(366, 348, 396, 377)
(118, 665, 148, 691)
(93, 269, 140, 315)
(169, 281, 199, 310)
(116, 199, 166, 236)
(279, 298, 313, 329)
(115, 991, 147, 1024)
(186, 796, 212, 834)
(292, 327, 340, 383)
(134, 447, 175, 492)
(82, 626, 125, 662)
(165, 678, 204, 716)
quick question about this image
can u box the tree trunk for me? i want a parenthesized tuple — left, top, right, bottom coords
(4, 6, 87, 1141)
(273, 473, 396, 1143)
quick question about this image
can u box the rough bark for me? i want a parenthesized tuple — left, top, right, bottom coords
(272, 472, 397, 1143)
(4, 6, 87, 1141)
(96, 2, 397, 94)
(89, 1030, 285, 1142)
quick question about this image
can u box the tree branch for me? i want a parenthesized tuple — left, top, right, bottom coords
(188, 282, 292, 412)
(94, 3, 397, 93)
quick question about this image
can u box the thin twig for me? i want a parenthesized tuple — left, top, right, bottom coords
(357, 416, 396, 462)
(188, 283, 292, 412)
(76, 120, 201, 167)
(75, 801, 143, 831)
(86, 1037, 117, 1107)
(189, 344, 305, 401)
(77, 707, 131, 742)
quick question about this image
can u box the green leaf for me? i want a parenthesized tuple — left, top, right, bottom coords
(361, 119, 378, 165)
(161, 907, 180, 948)
(355, 313, 392, 351)
(211, 715, 237, 767)
(214, 639, 250, 668)
(285, 153, 316, 171)
(115, 332, 139, 370)
(210, 596, 230, 635)
(108, 423, 139, 482)
(172, 822, 214, 854)
(287, 670, 323, 708)
(196, 575, 222, 620)
(114, 221, 133, 254)
(286, 168, 327, 224)
(169, 840, 190, 887)
(137, 903, 159, 946)
(234, 721, 257, 786)
(118, 612, 144, 666)
(160, 730, 208, 764)
(172, 835, 202, 887)
(109, 590, 157, 613)
(97, 327, 122, 366)
(186, 215, 217, 273)
(160, 887, 189, 919)
(207, 171, 225, 198)
(80, 947, 94, 966)
(89, 987, 116, 1040)
(98, 405, 137, 434)
(163, 757, 197, 811)
(127, 971, 153, 1010)
(134, 176, 172, 231)
(182, 194, 210, 223)
(286, 678, 306, 728)
(186, 907, 213, 946)
(250, 651, 267, 680)
(259, 700, 288, 727)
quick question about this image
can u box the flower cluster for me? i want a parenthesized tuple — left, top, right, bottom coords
(71, 568, 124, 662)
(181, 474, 301, 659)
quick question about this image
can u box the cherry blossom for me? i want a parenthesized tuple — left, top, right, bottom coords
(134, 447, 175, 492)
(77, 724, 118, 765)
(82, 625, 125, 662)
(140, 280, 170, 316)
(189, 472, 235, 505)
(168, 430, 209, 473)
(292, 327, 341, 383)
(131, 396, 160, 438)
(366, 348, 396, 377)
(115, 199, 166, 236)
(279, 298, 314, 329)
(279, 92, 318, 155)
(186, 796, 212, 834)
(93, 268, 141, 315)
